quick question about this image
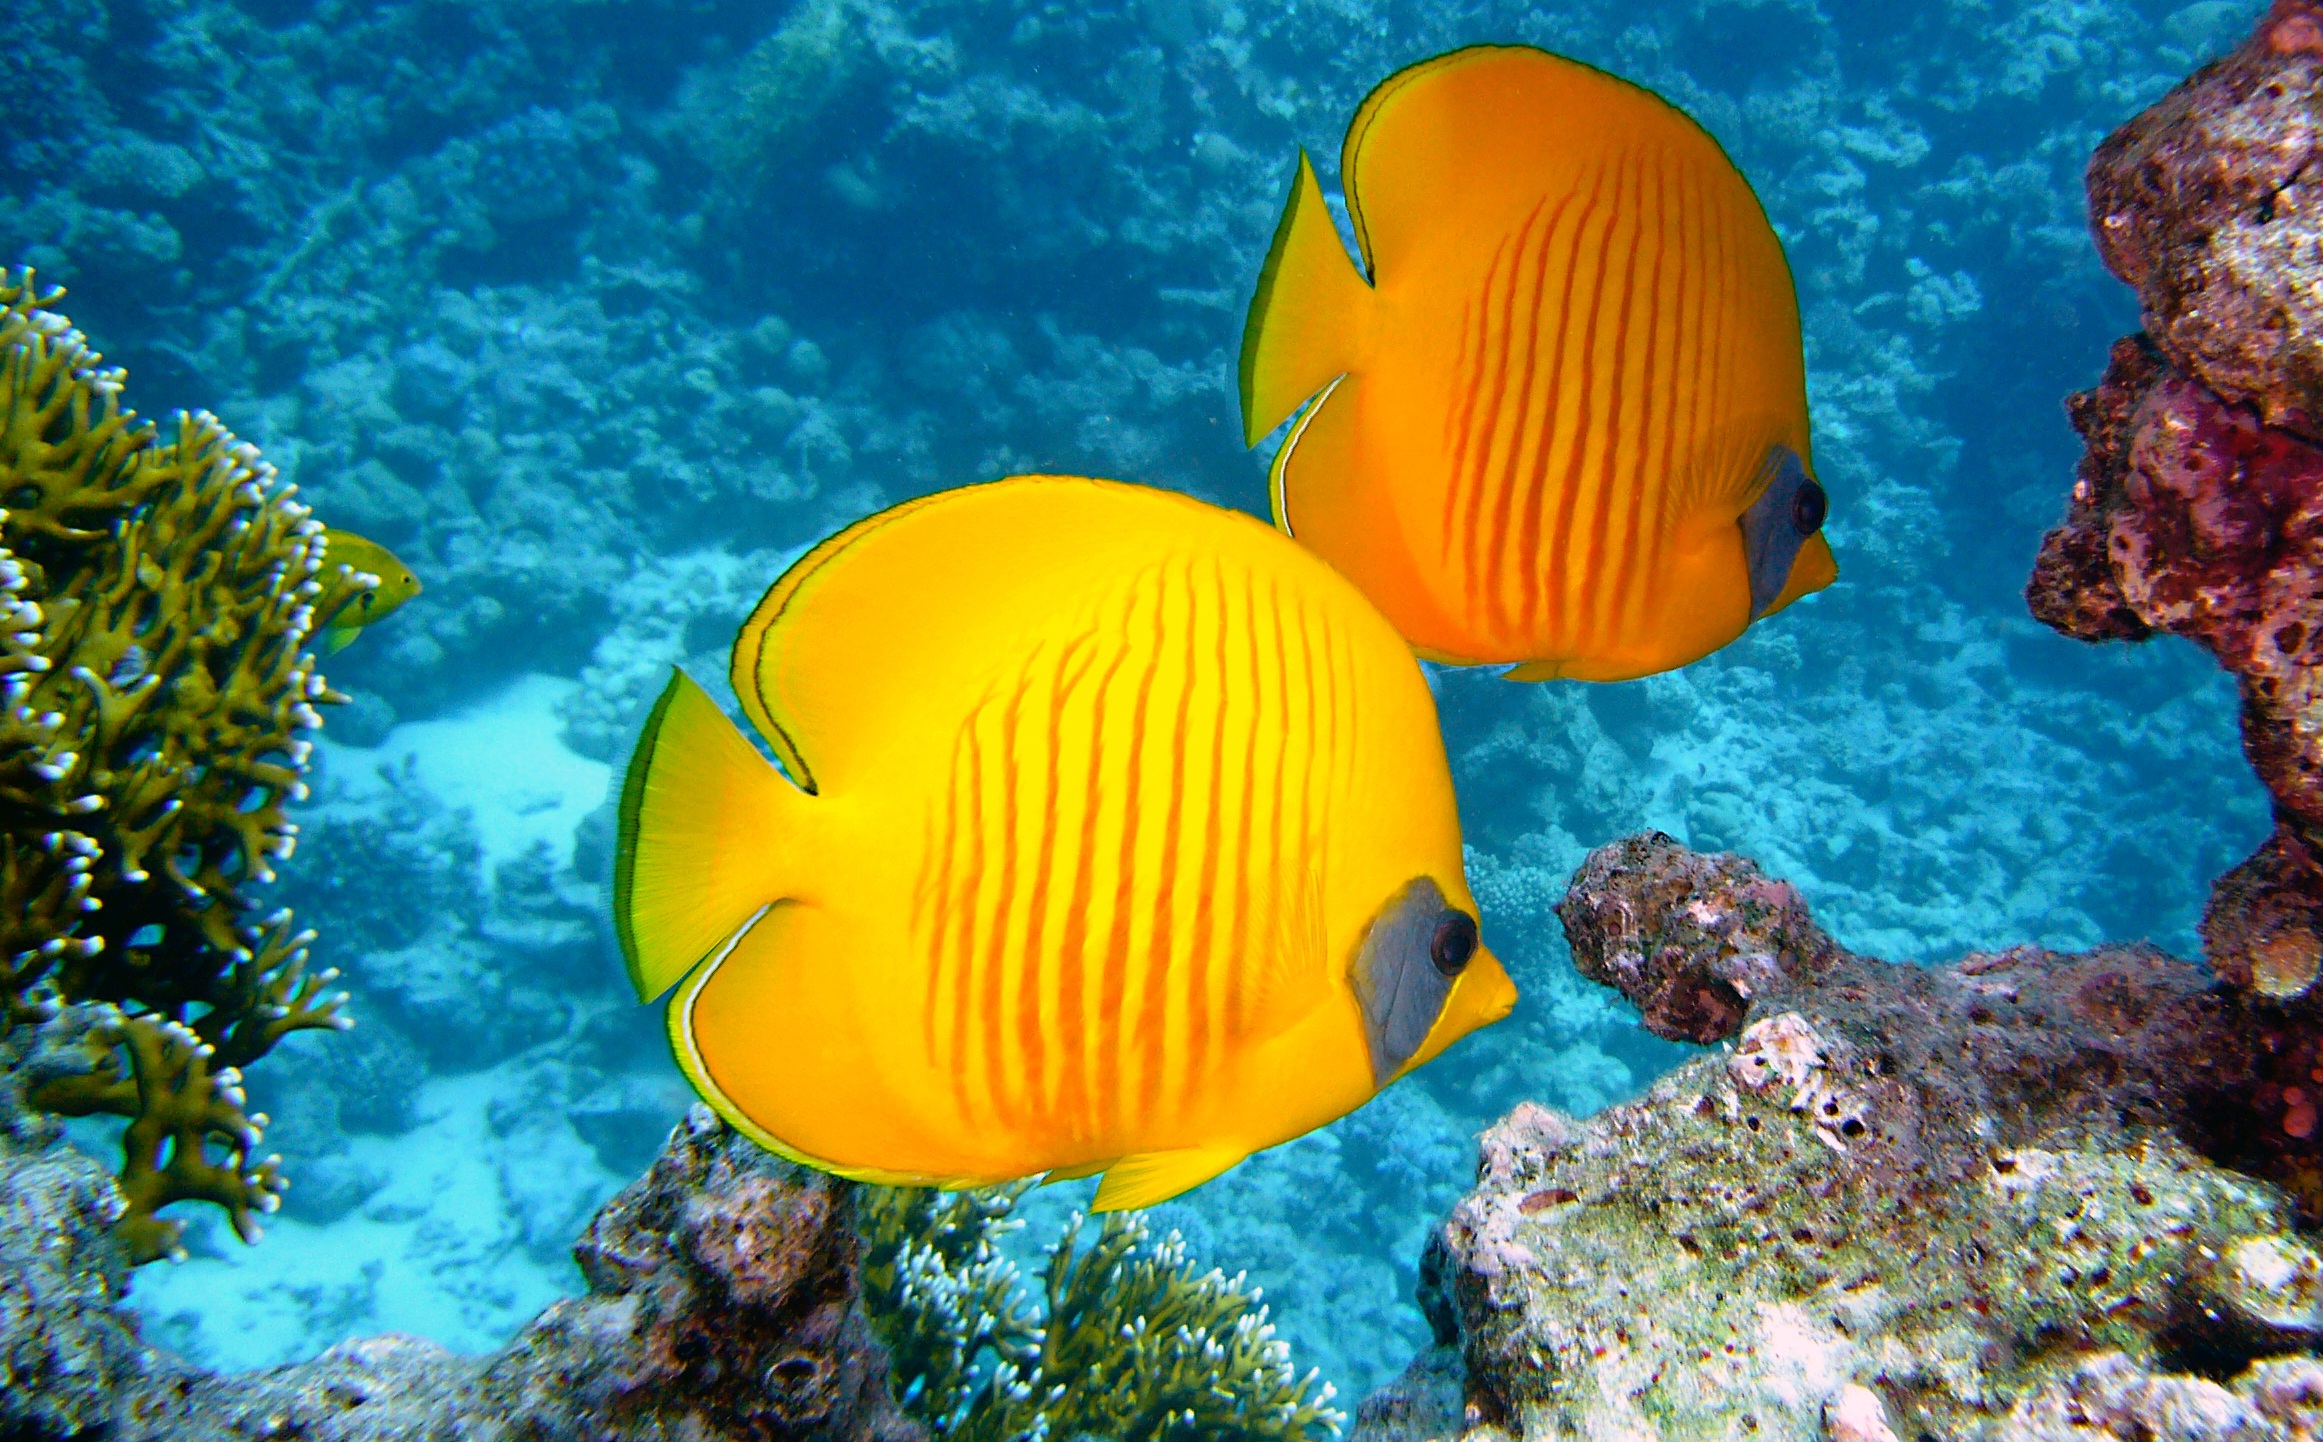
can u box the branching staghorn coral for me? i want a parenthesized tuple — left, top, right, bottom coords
(0, 267, 371, 1262)
(858, 1182, 1344, 1442)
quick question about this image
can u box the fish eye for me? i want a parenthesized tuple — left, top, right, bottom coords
(1791, 479, 1827, 535)
(1430, 912, 1478, 976)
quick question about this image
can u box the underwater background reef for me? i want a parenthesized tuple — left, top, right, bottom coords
(0, 0, 2290, 1411)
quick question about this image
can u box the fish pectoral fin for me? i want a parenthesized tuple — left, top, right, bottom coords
(1245, 863, 1329, 1045)
(1041, 1158, 1117, 1186)
(1091, 1146, 1248, 1212)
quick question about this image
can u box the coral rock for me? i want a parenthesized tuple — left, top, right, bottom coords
(1554, 832, 1838, 1044)
(2087, 3, 2323, 439)
(2042, 3, 2323, 1002)
(492, 1106, 922, 1442)
(2030, 331, 2323, 1000)
(2002, 1353, 2323, 1442)
(0, 1105, 922, 1441)
(1356, 835, 2323, 1442)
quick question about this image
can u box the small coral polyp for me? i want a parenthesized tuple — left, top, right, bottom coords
(0, 268, 375, 1262)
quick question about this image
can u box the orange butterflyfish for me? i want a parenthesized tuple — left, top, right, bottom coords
(613, 475, 1515, 1210)
(1238, 44, 1837, 682)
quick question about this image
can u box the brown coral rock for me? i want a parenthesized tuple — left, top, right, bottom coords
(0, 1106, 922, 1441)
(487, 1106, 922, 1442)
(2029, 328, 2323, 1001)
(2087, 3, 2323, 438)
(1355, 836, 2323, 1442)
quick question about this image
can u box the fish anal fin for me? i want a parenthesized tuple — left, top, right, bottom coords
(1091, 1145, 1248, 1212)
(1240, 150, 1374, 446)
(1504, 656, 1663, 684)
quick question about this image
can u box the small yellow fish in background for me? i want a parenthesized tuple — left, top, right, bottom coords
(615, 475, 1515, 1210)
(314, 528, 421, 654)
(1240, 45, 1838, 683)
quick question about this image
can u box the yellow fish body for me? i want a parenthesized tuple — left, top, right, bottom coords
(615, 475, 1515, 1209)
(315, 529, 421, 654)
(1240, 45, 1837, 683)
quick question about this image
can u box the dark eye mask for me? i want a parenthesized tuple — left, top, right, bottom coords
(1352, 876, 1478, 1085)
(1739, 445, 1827, 620)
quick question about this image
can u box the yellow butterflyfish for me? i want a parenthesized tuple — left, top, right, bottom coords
(614, 475, 1515, 1210)
(314, 529, 421, 654)
(1240, 44, 1837, 683)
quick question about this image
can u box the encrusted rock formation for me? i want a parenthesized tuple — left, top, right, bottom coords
(2031, 0, 2323, 1006)
(0, 1104, 923, 1442)
(1355, 834, 2323, 1442)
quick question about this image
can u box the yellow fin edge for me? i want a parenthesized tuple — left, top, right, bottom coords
(728, 487, 974, 794)
(666, 907, 989, 1191)
(1238, 151, 1372, 447)
(1266, 373, 1345, 539)
(1339, 45, 1521, 272)
(614, 668, 802, 1002)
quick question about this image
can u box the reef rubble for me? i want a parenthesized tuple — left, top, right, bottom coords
(0, 1102, 922, 1441)
(1354, 832, 2323, 1442)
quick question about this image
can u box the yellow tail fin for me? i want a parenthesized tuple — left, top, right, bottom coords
(615, 668, 806, 1002)
(1238, 150, 1375, 447)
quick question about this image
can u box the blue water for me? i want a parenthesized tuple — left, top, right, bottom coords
(5, 0, 2271, 1405)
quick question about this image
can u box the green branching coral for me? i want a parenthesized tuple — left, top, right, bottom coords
(26, 1007, 284, 1262)
(859, 1183, 1344, 1442)
(698, 0, 897, 191)
(0, 267, 371, 1262)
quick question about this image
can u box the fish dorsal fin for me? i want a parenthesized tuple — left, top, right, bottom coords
(731, 478, 1187, 799)
(1091, 1144, 1248, 1211)
(1339, 47, 1789, 312)
(728, 489, 963, 795)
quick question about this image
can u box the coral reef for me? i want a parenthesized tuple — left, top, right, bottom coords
(1, 1095, 1342, 1441)
(0, 1104, 922, 1441)
(0, 0, 2287, 1396)
(857, 1182, 1343, 1441)
(0, 270, 377, 1262)
(1356, 834, 2323, 1442)
(2030, 1, 2323, 1007)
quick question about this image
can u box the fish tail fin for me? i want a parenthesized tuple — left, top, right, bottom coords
(1239, 150, 1375, 447)
(616, 668, 805, 1002)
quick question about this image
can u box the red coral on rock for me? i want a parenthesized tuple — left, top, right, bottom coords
(2033, 5, 2323, 1001)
